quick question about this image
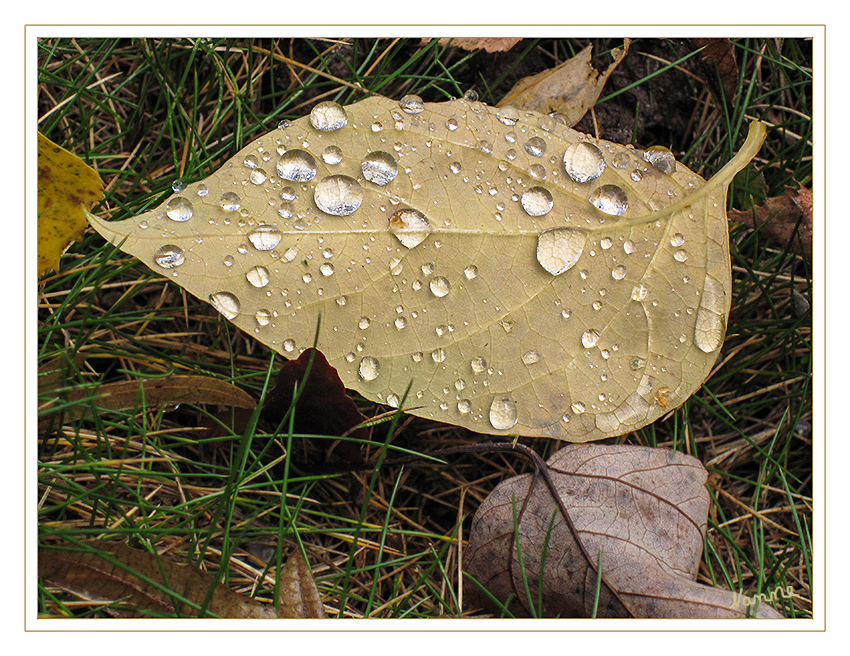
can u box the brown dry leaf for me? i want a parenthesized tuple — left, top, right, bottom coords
(39, 367, 256, 430)
(38, 133, 104, 277)
(727, 185, 812, 262)
(88, 95, 765, 442)
(690, 38, 739, 103)
(464, 443, 783, 618)
(38, 540, 325, 618)
(433, 37, 523, 53)
(497, 41, 629, 126)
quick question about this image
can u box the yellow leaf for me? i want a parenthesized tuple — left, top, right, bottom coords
(88, 96, 765, 442)
(38, 133, 104, 277)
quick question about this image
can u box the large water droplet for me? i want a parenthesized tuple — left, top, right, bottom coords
(590, 184, 628, 216)
(389, 208, 432, 248)
(277, 150, 317, 182)
(563, 142, 606, 182)
(399, 94, 424, 114)
(611, 264, 627, 280)
(310, 100, 347, 131)
(431, 348, 446, 363)
(314, 175, 363, 216)
(695, 275, 726, 353)
(644, 145, 676, 174)
(153, 245, 184, 268)
(209, 291, 240, 319)
(322, 145, 343, 165)
(248, 224, 283, 251)
(361, 151, 398, 186)
(358, 356, 380, 381)
(496, 106, 520, 126)
(520, 187, 554, 216)
(166, 196, 194, 221)
(536, 227, 586, 275)
(246, 265, 271, 288)
(429, 276, 451, 297)
(489, 396, 518, 430)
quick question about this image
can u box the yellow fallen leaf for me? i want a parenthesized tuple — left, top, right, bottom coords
(37, 133, 104, 277)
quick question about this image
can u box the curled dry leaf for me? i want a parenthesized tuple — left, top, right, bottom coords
(498, 42, 629, 126)
(464, 443, 783, 618)
(38, 540, 325, 618)
(88, 94, 765, 442)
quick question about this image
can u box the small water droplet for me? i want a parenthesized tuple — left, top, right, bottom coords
(670, 233, 685, 247)
(600, 237, 613, 250)
(478, 139, 493, 153)
(389, 208, 432, 248)
(399, 94, 424, 114)
(520, 186, 554, 216)
(674, 249, 689, 263)
(449, 161, 462, 174)
(631, 284, 648, 301)
(153, 245, 184, 268)
(255, 309, 271, 327)
(358, 356, 380, 381)
(611, 264, 627, 280)
(320, 262, 335, 276)
(464, 265, 478, 280)
(361, 150, 398, 186)
(611, 152, 631, 169)
(429, 276, 451, 298)
(624, 239, 636, 254)
(536, 227, 586, 275)
(196, 183, 208, 197)
(463, 89, 479, 102)
(283, 339, 296, 353)
(522, 349, 540, 365)
(277, 149, 317, 182)
(496, 106, 520, 126)
(489, 396, 518, 430)
(446, 117, 458, 131)
(310, 100, 347, 130)
(394, 316, 407, 330)
(457, 399, 471, 414)
(246, 265, 271, 288)
(581, 329, 600, 349)
(431, 348, 446, 363)
(471, 356, 487, 374)
(524, 136, 547, 157)
(314, 175, 363, 216)
(563, 142, 606, 182)
(248, 224, 283, 251)
(166, 196, 194, 221)
(570, 401, 586, 415)
(359, 317, 371, 330)
(209, 291, 240, 319)
(590, 184, 628, 216)
(171, 179, 186, 193)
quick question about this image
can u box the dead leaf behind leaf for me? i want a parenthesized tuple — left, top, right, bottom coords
(464, 443, 783, 618)
(498, 41, 630, 126)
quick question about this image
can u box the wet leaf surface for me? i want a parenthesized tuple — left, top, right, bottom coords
(88, 95, 765, 442)
(464, 443, 783, 618)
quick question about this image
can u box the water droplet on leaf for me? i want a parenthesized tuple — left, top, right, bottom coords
(314, 175, 363, 216)
(489, 396, 518, 430)
(310, 101, 348, 131)
(563, 142, 605, 182)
